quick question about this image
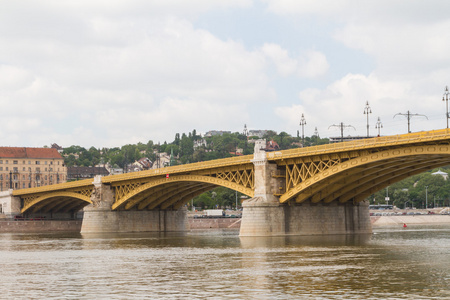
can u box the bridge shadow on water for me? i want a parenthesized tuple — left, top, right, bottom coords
(238, 233, 373, 248)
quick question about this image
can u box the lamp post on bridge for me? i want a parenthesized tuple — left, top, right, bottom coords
(299, 113, 306, 145)
(375, 117, 383, 137)
(393, 111, 428, 133)
(363, 101, 372, 137)
(443, 86, 449, 128)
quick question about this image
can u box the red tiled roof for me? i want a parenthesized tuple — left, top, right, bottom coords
(0, 147, 63, 159)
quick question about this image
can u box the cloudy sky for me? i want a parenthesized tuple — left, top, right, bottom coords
(1, 0, 450, 148)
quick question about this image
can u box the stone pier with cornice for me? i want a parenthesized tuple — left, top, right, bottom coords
(239, 140, 372, 236)
(80, 176, 188, 233)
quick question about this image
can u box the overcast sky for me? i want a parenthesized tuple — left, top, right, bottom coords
(1, 0, 450, 148)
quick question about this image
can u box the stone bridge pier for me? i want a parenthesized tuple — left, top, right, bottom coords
(239, 141, 372, 237)
(80, 176, 188, 233)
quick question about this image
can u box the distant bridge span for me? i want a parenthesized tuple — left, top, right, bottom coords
(13, 129, 450, 215)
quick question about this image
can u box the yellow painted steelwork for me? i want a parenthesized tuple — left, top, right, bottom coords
(270, 129, 450, 204)
(12, 129, 450, 213)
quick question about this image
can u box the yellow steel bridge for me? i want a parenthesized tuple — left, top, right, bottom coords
(13, 129, 450, 214)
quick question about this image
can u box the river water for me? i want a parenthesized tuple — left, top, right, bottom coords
(0, 225, 449, 299)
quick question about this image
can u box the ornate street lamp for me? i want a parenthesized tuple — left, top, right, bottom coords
(375, 117, 383, 136)
(443, 86, 449, 128)
(363, 101, 372, 137)
(299, 113, 306, 144)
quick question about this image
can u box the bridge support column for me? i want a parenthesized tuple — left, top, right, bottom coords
(240, 141, 372, 236)
(0, 189, 22, 218)
(240, 140, 286, 236)
(81, 176, 188, 233)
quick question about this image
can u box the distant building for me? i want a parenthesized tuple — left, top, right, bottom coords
(0, 147, 67, 191)
(432, 169, 448, 180)
(51, 143, 64, 153)
(204, 130, 231, 137)
(329, 136, 376, 143)
(193, 139, 207, 149)
(67, 166, 109, 181)
(151, 152, 172, 169)
(129, 158, 152, 172)
(248, 130, 273, 138)
(264, 140, 280, 151)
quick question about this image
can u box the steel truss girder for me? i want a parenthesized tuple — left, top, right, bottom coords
(302, 158, 420, 204)
(279, 144, 450, 203)
(111, 174, 254, 210)
(21, 189, 93, 214)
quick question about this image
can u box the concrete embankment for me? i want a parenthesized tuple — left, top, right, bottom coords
(371, 215, 450, 226)
(0, 220, 82, 233)
(189, 218, 241, 230)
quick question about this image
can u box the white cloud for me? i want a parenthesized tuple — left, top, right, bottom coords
(276, 73, 444, 138)
(0, 3, 273, 147)
(261, 43, 329, 78)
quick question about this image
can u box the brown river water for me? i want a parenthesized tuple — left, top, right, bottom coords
(0, 225, 449, 299)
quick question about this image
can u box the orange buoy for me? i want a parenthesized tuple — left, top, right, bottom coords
(403, 223, 407, 228)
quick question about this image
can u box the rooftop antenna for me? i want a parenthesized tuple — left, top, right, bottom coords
(393, 111, 428, 133)
(328, 122, 356, 142)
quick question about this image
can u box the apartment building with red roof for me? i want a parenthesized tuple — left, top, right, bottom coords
(0, 147, 67, 191)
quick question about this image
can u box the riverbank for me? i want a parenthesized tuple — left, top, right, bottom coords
(1, 214, 449, 233)
(0, 219, 82, 233)
(371, 214, 450, 226)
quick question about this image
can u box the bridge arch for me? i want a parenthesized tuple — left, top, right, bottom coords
(112, 174, 254, 210)
(21, 191, 92, 214)
(279, 145, 450, 203)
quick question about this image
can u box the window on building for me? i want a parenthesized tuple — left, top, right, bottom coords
(45, 175, 47, 180)
(5, 167, 8, 171)
(28, 167, 31, 171)
(36, 167, 40, 172)
(13, 160, 18, 164)
(0, 160, 2, 164)
(35, 161, 40, 165)
(0, 167, 2, 171)
(22, 183, 25, 188)
(22, 167, 25, 171)
(5, 160, 8, 164)
(13, 167, 18, 172)
(22, 175, 25, 180)
(28, 161, 31, 164)
(45, 161, 47, 165)
(45, 168, 47, 172)
(50, 161, 53, 165)
(23, 161, 25, 164)
(13, 175, 18, 180)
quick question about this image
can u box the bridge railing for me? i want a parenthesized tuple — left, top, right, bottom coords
(102, 154, 254, 183)
(269, 128, 450, 160)
(12, 178, 94, 196)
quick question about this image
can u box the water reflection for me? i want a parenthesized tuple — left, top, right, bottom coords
(0, 227, 448, 299)
(239, 233, 373, 248)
